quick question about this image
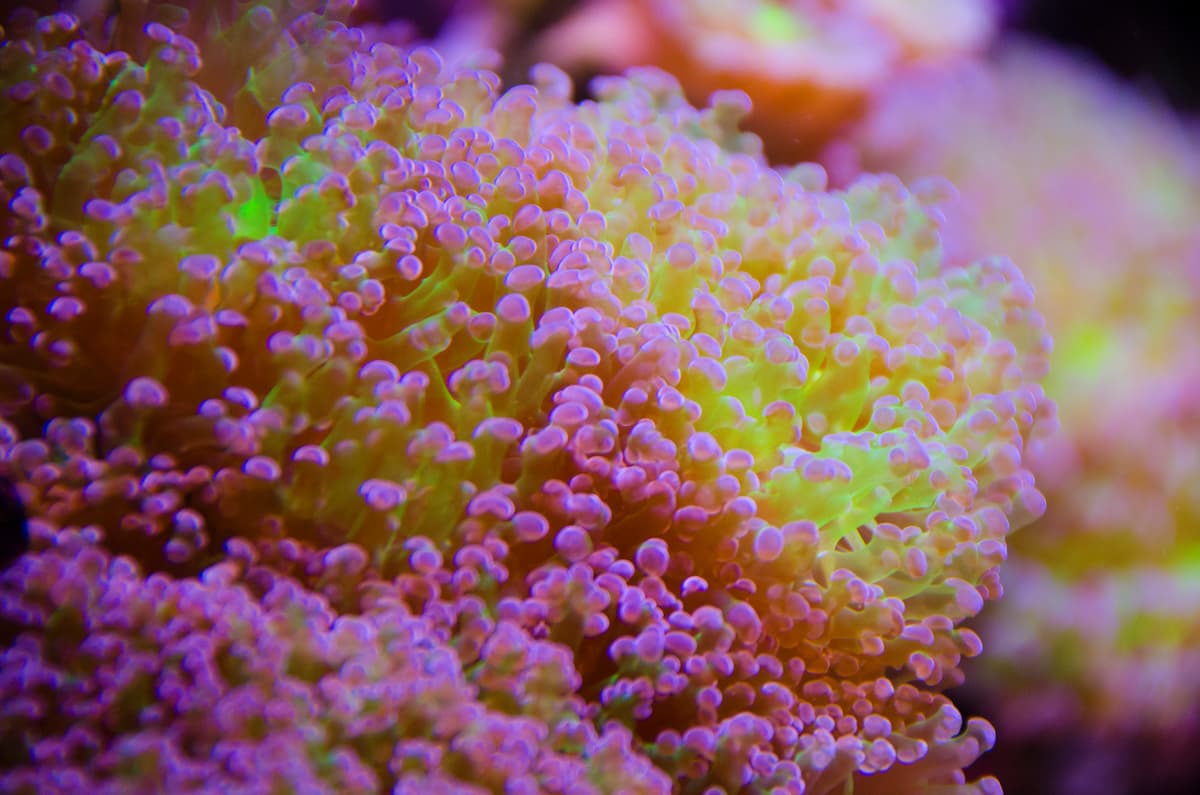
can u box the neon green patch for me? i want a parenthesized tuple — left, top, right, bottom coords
(1055, 325, 1112, 381)
(234, 179, 274, 238)
(750, 3, 808, 44)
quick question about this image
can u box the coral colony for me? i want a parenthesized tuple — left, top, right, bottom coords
(0, 2, 1054, 793)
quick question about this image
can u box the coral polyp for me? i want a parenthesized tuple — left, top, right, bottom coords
(2, 2, 1051, 792)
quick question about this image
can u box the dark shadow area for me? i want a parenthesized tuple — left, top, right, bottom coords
(1007, 0, 1200, 111)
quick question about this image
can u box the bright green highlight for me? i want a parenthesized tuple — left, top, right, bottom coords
(750, 2, 809, 44)
(234, 180, 275, 238)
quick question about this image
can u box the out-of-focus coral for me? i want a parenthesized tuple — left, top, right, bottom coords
(532, 0, 997, 161)
(845, 39, 1200, 792)
(2, 1, 1052, 791)
(855, 0, 995, 59)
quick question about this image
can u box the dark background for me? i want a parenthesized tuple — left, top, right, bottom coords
(1005, 0, 1198, 111)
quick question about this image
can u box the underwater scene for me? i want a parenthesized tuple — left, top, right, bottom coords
(1, 2, 1196, 793)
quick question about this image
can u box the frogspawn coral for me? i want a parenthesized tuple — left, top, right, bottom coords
(1, 2, 1051, 792)
(845, 39, 1200, 793)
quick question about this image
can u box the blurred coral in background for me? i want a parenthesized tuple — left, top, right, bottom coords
(0, 1, 1056, 792)
(843, 30, 1200, 795)
(531, 0, 996, 162)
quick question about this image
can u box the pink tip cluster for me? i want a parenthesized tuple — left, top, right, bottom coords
(1, 530, 668, 793)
